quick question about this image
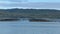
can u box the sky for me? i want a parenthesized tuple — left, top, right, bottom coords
(0, 0, 60, 9)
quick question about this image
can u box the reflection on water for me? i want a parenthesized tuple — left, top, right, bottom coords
(0, 19, 60, 34)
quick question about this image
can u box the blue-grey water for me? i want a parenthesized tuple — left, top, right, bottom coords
(0, 19, 60, 34)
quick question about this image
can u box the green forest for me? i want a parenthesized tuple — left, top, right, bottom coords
(0, 8, 60, 19)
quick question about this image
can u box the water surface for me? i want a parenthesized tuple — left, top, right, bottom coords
(0, 19, 60, 34)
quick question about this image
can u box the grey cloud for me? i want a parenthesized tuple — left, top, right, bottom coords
(0, 2, 60, 9)
(8, 0, 28, 2)
(0, 0, 28, 2)
(0, 0, 22, 1)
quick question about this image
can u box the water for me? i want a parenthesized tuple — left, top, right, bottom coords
(0, 19, 60, 34)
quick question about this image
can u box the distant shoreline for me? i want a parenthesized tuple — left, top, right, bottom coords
(0, 8, 60, 19)
(0, 18, 59, 22)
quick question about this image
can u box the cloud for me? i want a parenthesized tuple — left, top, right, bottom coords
(8, 0, 28, 2)
(9, 0, 22, 2)
(0, 2, 60, 9)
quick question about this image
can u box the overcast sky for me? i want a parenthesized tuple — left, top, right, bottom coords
(0, 0, 60, 9)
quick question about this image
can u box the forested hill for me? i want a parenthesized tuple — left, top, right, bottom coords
(0, 8, 60, 13)
(0, 8, 60, 19)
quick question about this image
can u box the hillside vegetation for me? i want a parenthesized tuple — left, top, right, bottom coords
(0, 8, 60, 19)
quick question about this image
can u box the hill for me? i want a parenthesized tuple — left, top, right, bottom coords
(0, 8, 60, 19)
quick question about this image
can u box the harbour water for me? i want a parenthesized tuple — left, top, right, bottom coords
(0, 19, 60, 34)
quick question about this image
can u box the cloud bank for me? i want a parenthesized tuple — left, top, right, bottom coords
(0, 0, 60, 9)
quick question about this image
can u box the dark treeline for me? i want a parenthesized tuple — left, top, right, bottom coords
(0, 8, 60, 19)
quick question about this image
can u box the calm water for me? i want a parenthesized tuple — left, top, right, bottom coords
(0, 19, 60, 34)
